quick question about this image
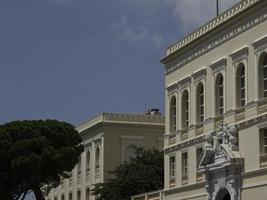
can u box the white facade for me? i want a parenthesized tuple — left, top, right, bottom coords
(47, 112, 164, 200)
(133, 0, 267, 200)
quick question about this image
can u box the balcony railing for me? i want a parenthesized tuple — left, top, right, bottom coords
(180, 129, 188, 141)
(168, 134, 176, 145)
(95, 165, 100, 179)
(195, 123, 204, 136)
(77, 172, 81, 185)
(260, 154, 267, 168)
(69, 176, 73, 187)
(86, 168, 91, 183)
(169, 178, 176, 188)
(196, 171, 204, 182)
(235, 107, 245, 122)
(257, 98, 267, 114)
(181, 174, 188, 185)
(132, 189, 163, 200)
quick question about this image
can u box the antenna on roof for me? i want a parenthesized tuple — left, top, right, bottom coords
(216, 0, 220, 16)
(144, 100, 147, 113)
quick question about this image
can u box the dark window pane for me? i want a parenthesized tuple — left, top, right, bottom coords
(241, 78, 245, 88)
(241, 89, 245, 99)
(219, 87, 223, 96)
(200, 106, 204, 114)
(264, 56, 267, 65)
(264, 80, 267, 90)
(264, 67, 267, 78)
(200, 96, 204, 104)
(241, 99, 245, 106)
(219, 98, 223, 107)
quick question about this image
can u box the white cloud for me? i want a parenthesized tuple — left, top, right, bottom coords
(111, 16, 165, 48)
(172, 0, 240, 34)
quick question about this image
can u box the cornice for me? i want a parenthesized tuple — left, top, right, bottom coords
(230, 46, 249, 63)
(210, 58, 227, 73)
(192, 68, 207, 83)
(252, 35, 267, 53)
(166, 82, 178, 94)
(164, 134, 205, 154)
(178, 76, 192, 89)
(162, 0, 267, 75)
(77, 112, 165, 133)
(162, 0, 263, 60)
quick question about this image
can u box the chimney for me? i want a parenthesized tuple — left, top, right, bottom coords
(146, 108, 161, 115)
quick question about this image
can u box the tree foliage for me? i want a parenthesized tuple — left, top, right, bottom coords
(92, 148, 164, 200)
(0, 120, 84, 200)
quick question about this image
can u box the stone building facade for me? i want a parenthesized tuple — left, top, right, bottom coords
(133, 0, 267, 200)
(47, 111, 164, 200)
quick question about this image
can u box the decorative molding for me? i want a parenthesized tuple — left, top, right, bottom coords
(192, 68, 207, 83)
(178, 76, 192, 89)
(242, 167, 267, 178)
(252, 35, 267, 53)
(165, 0, 263, 56)
(163, 2, 267, 74)
(163, 181, 206, 194)
(164, 135, 205, 154)
(236, 113, 267, 130)
(210, 58, 227, 73)
(230, 46, 249, 63)
(167, 82, 178, 94)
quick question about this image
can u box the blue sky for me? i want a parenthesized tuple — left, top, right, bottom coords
(0, 0, 239, 127)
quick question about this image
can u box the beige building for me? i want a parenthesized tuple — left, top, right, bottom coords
(133, 0, 267, 200)
(47, 111, 164, 200)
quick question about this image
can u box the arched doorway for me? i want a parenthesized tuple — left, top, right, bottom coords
(215, 189, 231, 200)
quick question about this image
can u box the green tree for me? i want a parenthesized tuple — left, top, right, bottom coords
(92, 148, 164, 200)
(0, 120, 84, 200)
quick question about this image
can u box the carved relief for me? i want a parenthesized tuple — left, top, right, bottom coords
(198, 123, 243, 200)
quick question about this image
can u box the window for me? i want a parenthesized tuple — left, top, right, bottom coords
(259, 53, 267, 98)
(181, 152, 188, 184)
(86, 151, 90, 173)
(196, 82, 204, 122)
(61, 195, 64, 200)
(77, 191, 81, 200)
(260, 128, 267, 168)
(182, 90, 189, 128)
(236, 63, 246, 107)
(196, 147, 203, 167)
(215, 73, 224, 115)
(125, 144, 137, 162)
(69, 193, 72, 200)
(96, 146, 100, 168)
(169, 156, 176, 179)
(86, 188, 90, 200)
(170, 96, 177, 133)
(181, 152, 188, 176)
(260, 129, 267, 155)
(77, 157, 81, 174)
(196, 147, 204, 182)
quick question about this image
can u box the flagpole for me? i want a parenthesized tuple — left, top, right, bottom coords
(216, 0, 219, 16)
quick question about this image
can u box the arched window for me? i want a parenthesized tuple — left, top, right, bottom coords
(170, 96, 177, 133)
(215, 73, 224, 115)
(236, 63, 246, 107)
(182, 90, 189, 128)
(196, 82, 204, 123)
(95, 146, 100, 168)
(259, 53, 267, 98)
(125, 144, 137, 162)
(86, 151, 90, 171)
(77, 157, 81, 174)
